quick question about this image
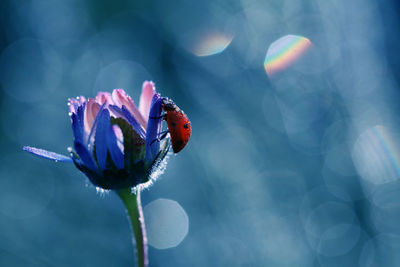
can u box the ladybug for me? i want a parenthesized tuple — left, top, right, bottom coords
(161, 97, 191, 153)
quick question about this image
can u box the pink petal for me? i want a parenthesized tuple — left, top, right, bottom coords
(139, 81, 156, 124)
(68, 96, 86, 114)
(84, 98, 100, 134)
(96, 92, 114, 106)
(111, 89, 146, 128)
(68, 98, 78, 114)
(78, 96, 86, 104)
(112, 125, 124, 153)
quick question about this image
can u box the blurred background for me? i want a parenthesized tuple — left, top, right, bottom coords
(1, 0, 400, 266)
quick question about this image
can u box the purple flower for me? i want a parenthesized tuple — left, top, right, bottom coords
(24, 81, 170, 190)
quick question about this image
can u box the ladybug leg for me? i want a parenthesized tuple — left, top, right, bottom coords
(158, 130, 169, 140)
(149, 131, 169, 146)
(149, 113, 167, 120)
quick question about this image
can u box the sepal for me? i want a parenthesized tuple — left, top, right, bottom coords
(23, 146, 72, 163)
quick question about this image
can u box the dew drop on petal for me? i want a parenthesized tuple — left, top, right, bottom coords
(95, 187, 107, 195)
(144, 198, 189, 249)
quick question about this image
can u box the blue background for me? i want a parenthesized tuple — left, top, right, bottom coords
(1, 0, 400, 266)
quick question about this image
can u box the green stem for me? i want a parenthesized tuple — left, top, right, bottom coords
(117, 187, 148, 267)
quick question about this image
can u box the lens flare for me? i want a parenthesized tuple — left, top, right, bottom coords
(192, 33, 233, 57)
(144, 198, 189, 249)
(264, 35, 312, 77)
(353, 125, 400, 185)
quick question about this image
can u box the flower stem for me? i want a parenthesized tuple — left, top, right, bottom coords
(117, 187, 148, 267)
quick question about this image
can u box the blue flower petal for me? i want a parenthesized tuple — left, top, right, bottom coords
(77, 104, 85, 129)
(109, 105, 146, 139)
(71, 103, 86, 143)
(74, 141, 97, 171)
(107, 126, 124, 169)
(71, 113, 84, 144)
(145, 94, 163, 163)
(23, 146, 72, 163)
(94, 109, 111, 171)
(86, 103, 106, 147)
(121, 106, 146, 139)
(71, 155, 83, 168)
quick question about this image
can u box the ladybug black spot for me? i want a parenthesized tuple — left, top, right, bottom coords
(171, 122, 177, 127)
(184, 123, 189, 129)
(176, 140, 183, 146)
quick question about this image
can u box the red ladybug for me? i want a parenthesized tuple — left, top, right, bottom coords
(161, 98, 191, 153)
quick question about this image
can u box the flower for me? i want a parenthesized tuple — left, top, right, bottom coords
(24, 81, 171, 190)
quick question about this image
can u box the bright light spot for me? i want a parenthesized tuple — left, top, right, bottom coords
(191, 33, 234, 57)
(144, 198, 189, 249)
(352, 125, 400, 185)
(264, 35, 312, 77)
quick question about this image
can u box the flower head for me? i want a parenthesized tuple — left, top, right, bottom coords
(24, 81, 171, 190)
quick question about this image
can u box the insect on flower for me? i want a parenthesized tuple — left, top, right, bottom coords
(23, 81, 190, 190)
(161, 97, 191, 153)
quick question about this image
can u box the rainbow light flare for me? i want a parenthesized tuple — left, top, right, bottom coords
(353, 125, 400, 185)
(264, 35, 312, 77)
(370, 126, 400, 180)
(192, 33, 234, 57)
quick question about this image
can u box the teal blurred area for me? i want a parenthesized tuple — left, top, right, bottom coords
(1, 0, 400, 266)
